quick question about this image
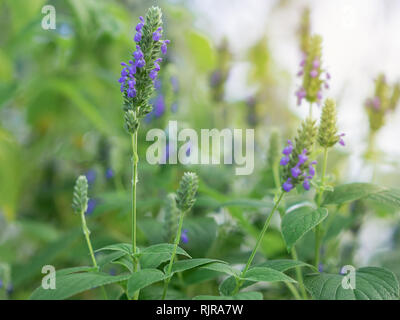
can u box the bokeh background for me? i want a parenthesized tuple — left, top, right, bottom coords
(1, 0, 399, 299)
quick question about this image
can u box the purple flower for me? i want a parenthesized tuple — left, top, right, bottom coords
(339, 133, 346, 146)
(282, 140, 293, 156)
(326, 72, 331, 80)
(136, 58, 145, 68)
(295, 87, 306, 105)
(153, 94, 166, 117)
(136, 16, 144, 31)
(0, 279, 3, 289)
(85, 199, 97, 216)
(170, 76, 179, 93)
(149, 70, 158, 80)
(313, 59, 320, 69)
(280, 156, 290, 166)
(105, 168, 114, 179)
(303, 179, 310, 190)
(134, 32, 142, 42)
(298, 149, 308, 165)
(133, 45, 144, 60)
(310, 69, 318, 78)
(161, 40, 170, 55)
(291, 165, 302, 178)
(181, 229, 189, 244)
(318, 263, 323, 273)
(283, 179, 294, 192)
(85, 169, 96, 184)
(152, 27, 162, 41)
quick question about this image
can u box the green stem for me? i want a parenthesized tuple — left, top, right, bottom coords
(291, 247, 307, 299)
(80, 211, 108, 300)
(232, 192, 285, 295)
(131, 131, 140, 300)
(162, 209, 187, 300)
(314, 147, 328, 268)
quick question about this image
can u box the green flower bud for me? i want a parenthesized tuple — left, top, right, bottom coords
(318, 98, 340, 148)
(72, 176, 88, 214)
(365, 74, 400, 132)
(302, 35, 324, 103)
(164, 193, 179, 242)
(124, 110, 139, 134)
(176, 172, 199, 212)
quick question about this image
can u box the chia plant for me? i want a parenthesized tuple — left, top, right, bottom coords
(162, 172, 198, 300)
(118, 6, 169, 297)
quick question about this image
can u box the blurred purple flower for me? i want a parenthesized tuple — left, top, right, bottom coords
(85, 199, 97, 216)
(105, 168, 114, 179)
(85, 170, 96, 185)
(180, 229, 189, 244)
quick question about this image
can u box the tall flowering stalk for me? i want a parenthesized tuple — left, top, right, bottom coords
(118, 6, 169, 298)
(295, 35, 330, 117)
(365, 74, 400, 157)
(314, 98, 345, 267)
(162, 172, 198, 300)
(233, 118, 318, 296)
(72, 176, 107, 299)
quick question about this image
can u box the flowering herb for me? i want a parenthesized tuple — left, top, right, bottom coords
(295, 35, 330, 115)
(281, 118, 318, 192)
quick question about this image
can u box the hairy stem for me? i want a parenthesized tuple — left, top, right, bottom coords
(80, 211, 108, 300)
(232, 192, 285, 295)
(162, 209, 186, 300)
(291, 247, 307, 299)
(314, 147, 328, 268)
(131, 130, 140, 300)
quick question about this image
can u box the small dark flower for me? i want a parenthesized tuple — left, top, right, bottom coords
(105, 168, 114, 179)
(85, 169, 96, 185)
(180, 229, 189, 244)
(85, 198, 97, 216)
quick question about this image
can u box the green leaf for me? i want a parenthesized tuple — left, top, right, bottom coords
(243, 267, 296, 283)
(281, 206, 328, 250)
(127, 269, 165, 298)
(366, 188, 400, 208)
(193, 291, 263, 300)
(219, 260, 310, 296)
(95, 243, 132, 255)
(201, 262, 240, 277)
(112, 255, 134, 273)
(221, 199, 274, 209)
(30, 272, 131, 300)
(257, 259, 317, 272)
(56, 266, 97, 276)
(166, 258, 223, 275)
(140, 243, 191, 269)
(304, 267, 399, 300)
(323, 183, 386, 205)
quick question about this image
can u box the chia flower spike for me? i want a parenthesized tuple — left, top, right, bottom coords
(119, 7, 168, 133)
(296, 35, 330, 106)
(318, 98, 345, 148)
(72, 176, 89, 214)
(176, 172, 199, 212)
(365, 74, 400, 132)
(298, 7, 311, 55)
(281, 118, 318, 192)
(164, 193, 180, 242)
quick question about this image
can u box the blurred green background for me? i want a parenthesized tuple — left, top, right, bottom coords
(0, 0, 399, 299)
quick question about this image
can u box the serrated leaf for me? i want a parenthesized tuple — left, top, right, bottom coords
(193, 291, 263, 300)
(257, 259, 317, 272)
(243, 267, 296, 283)
(95, 243, 132, 255)
(140, 243, 191, 269)
(219, 259, 310, 296)
(30, 272, 131, 300)
(56, 266, 97, 276)
(127, 269, 165, 298)
(201, 262, 240, 277)
(323, 183, 386, 205)
(367, 188, 400, 208)
(166, 258, 223, 275)
(304, 267, 399, 300)
(281, 206, 328, 250)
